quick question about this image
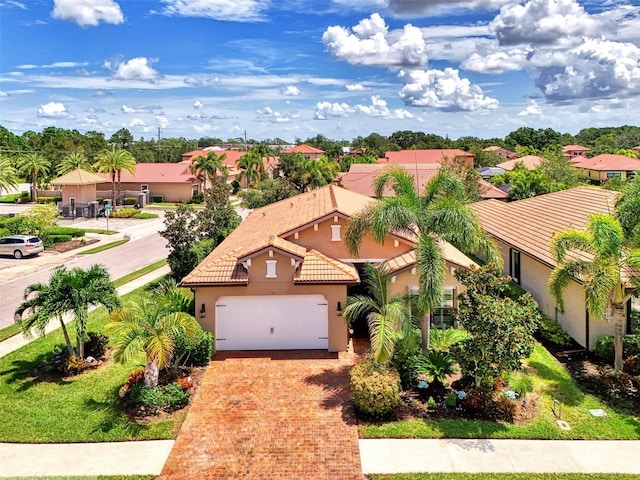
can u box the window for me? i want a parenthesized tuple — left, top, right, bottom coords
(331, 224, 341, 242)
(606, 172, 622, 179)
(431, 287, 456, 329)
(141, 184, 149, 191)
(510, 249, 521, 284)
(266, 259, 277, 278)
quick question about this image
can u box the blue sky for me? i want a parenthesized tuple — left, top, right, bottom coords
(1, 0, 639, 143)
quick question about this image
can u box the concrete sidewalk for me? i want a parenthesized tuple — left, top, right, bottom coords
(359, 438, 640, 475)
(0, 440, 174, 477)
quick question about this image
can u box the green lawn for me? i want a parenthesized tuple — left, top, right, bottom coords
(361, 344, 640, 440)
(0, 323, 21, 342)
(78, 238, 129, 254)
(368, 475, 640, 480)
(112, 259, 168, 288)
(0, 290, 180, 443)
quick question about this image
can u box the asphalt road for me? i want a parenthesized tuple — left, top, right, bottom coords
(0, 232, 168, 329)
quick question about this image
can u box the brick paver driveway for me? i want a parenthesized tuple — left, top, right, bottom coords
(159, 348, 364, 480)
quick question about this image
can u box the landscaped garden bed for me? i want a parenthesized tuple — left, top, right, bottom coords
(46, 238, 99, 253)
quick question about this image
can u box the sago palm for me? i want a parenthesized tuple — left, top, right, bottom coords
(549, 213, 640, 375)
(106, 293, 200, 387)
(346, 165, 500, 350)
(94, 148, 136, 205)
(342, 263, 414, 364)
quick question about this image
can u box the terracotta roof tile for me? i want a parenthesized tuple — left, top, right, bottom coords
(573, 154, 640, 172)
(284, 144, 325, 154)
(380, 149, 474, 165)
(238, 234, 307, 261)
(51, 169, 108, 185)
(105, 162, 196, 184)
(294, 250, 359, 284)
(497, 155, 544, 171)
(182, 249, 249, 285)
(563, 145, 590, 152)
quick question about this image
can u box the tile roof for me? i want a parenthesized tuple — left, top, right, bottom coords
(283, 144, 325, 154)
(497, 155, 544, 171)
(238, 234, 306, 261)
(471, 187, 620, 269)
(563, 145, 590, 152)
(380, 149, 474, 165)
(572, 154, 640, 172)
(479, 180, 508, 199)
(384, 238, 477, 275)
(105, 162, 197, 184)
(51, 169, 108, 185)
(182, 249, 249, 286)
(294, 250, 359, 284)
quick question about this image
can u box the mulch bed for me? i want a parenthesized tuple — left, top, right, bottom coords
(46, 238, 99, 253)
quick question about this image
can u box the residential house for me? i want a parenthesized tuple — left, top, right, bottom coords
(472, 187, 635, 350)
(563, 145, 590, 159)
(496, 155, 544, 171)
(182, 149, 278, 188)
(483, 146, 518, 160)
(572, 154, 640, 183)
(478, 166, 507, 179)
(338, 163, 507, 201)
(379, 149, 475, 168)
(99, 161, 200, 203)
(182, 185, 476, 352)
(50, 168, 109, 216)
(283, 144, 325, 160)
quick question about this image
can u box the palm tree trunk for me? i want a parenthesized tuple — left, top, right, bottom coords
(58, 315, 75, 356)
(145, 357, 160, 388)
(111, 173, 116, 206)
(117, 170, 122, 206)
(32, 172, 37, 202)
(613, 303, 625, 375)
(420, 313, 431, 351)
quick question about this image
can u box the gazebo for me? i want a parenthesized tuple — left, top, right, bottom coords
(50, 169, 108, 217)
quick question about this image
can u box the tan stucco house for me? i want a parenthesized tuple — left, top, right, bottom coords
(572, 154, 640, 184)
(282, 144, 325, 160)
(51, 169, 108, 205)
(472, 187, 636, 350)
(182, 185, 476, 352)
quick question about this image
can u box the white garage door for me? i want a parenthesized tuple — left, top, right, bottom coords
(215, 295, 329, 351)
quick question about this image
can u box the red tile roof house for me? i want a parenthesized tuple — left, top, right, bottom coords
(282, 144, 326, 160)
(563, 145, 590, 159)
(182, 184, 476, 352)
(182, 149, 278, 188)
(98, 161, 200, 203)
(483, 145, 518, 160)
(472, 187, 637, 350)
(572, 154, 640, 184)
(379, 149, 475, 169)
(337, 163, 507, 201)
(496, 155, 544, 171)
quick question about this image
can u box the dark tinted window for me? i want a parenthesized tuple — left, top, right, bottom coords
(28, 237, 40, 243)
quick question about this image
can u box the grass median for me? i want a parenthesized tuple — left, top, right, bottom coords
(78, 239, 129, 254)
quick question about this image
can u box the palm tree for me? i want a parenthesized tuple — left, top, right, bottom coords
(15, 267, 75, 355)
(346, 166, 500, 350)
(106, 293, 200, 387)
(343, 263, 414, 364)
(94, 148, 136, 205)
(57, 151, 93, 175)
(0, 155, 19, 194)
(236, 151, 262, 189)
(302, 157, 340, 190)
(549, 213, 640, 375)
(16, 153, 49, 202)
(190, 151, 228, 190)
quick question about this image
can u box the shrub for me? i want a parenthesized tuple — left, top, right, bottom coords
(624, 355, 640, 376)
(0, 194, 20, 203)
(390, 337, 424, 389)
(85, 331, 109, 358)
(152, 194, 164, 203)
(349, 358, 401, 417)
(537, 315, 573, 348)
(189, 193, 204, 204)
(172, 329, 213, 368)
(445, 392, 457, 408)
(503, 281, 527, 301)
(59, 354, 87, 376)
(20, 191, 30, 201)
(123, 197, 137, 206)
(119, 368, 145, 398)
(594, 335, 640, 362)
(230, 180, 240, 194)
(464, 388, 494, 416)
(495, 395, 521, 422)
(503, 371, 534, 396)
(132, 212, 158, 219)
(37, 197, 61, 204)
(47, 227, 85, 238)
(46, 234, 73, 246)
(130, 382, 189, 411)
(110, 208, 139, 218)
(177, 376, 193, 390)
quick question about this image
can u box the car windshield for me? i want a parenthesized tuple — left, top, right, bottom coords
(27, 237, 40, 243)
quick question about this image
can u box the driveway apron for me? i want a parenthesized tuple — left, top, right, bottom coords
(159, 349, 364, 480)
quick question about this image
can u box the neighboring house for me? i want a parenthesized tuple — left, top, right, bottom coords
(478, 166, 507, 179)
(51, 169, 109, 216)
(379, 149, 475, 168)
(472, 187, 635, 350)
(99, 161, 200, 203)
(572, 154, 640, 183)
(182, 185, 476, 352)
(496, 155, 544, 171)
(282, 144, 325, 160)
(338, 163, 507, 201)
(183, 149, 278, 188)
(483, 146, 518, 160)
(563, 145, 590, 159)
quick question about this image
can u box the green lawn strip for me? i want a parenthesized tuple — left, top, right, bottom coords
(361, 344, 640, 440)
(112, 259, 168, 288)
(0, 323, 22, 342)
(0, 290, 180, 443)
(78, 239, 129, 254)
(367, 474, 640, 480)
(83, 229, 119, 235)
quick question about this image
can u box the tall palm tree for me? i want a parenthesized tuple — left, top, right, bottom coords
(549, 213, 640, 375)
(343, 263, 414, 364)
(303, 157, 340, 190)
(0, 155, 19, 194)
(94, 148, 136, 205)
(16, 153, 49, 202)
(346, 166, 500, 350)
(190, 151, 228, 190)
(15, 267, 75, 355)
(57, 151, 93, 175)
(236, 151, 262, 189)
(106, 293, 200, 387)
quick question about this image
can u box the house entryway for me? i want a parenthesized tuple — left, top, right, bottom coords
(158, 349, 365, 480)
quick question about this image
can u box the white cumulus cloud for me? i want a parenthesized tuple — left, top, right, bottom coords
(398, 68, 499, 111)
(462, 48, 530, 74)
(322, 13, 427, 68)
(314, 101, 354, 120)
(280, 85, 300, 96)
(38, 101, 71, 118)
(518, 100, 543, 116)
(105, 57, 160, 81)
(121, 104, 135, 113)
(51, 0, 124, 27)
(160, 0, 270, 22)
(356, 95, 390, 117)
(193, 100, 203, 109)
(384, 0, 512, 17)
(256, 106, 291, 123)
(346, 83, 365, 91)
(128, 118, 146, 127)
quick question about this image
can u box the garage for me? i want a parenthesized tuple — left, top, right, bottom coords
(214, 295, 329, 351)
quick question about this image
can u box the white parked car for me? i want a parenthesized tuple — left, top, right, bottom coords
(0, 235, 44, 259)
